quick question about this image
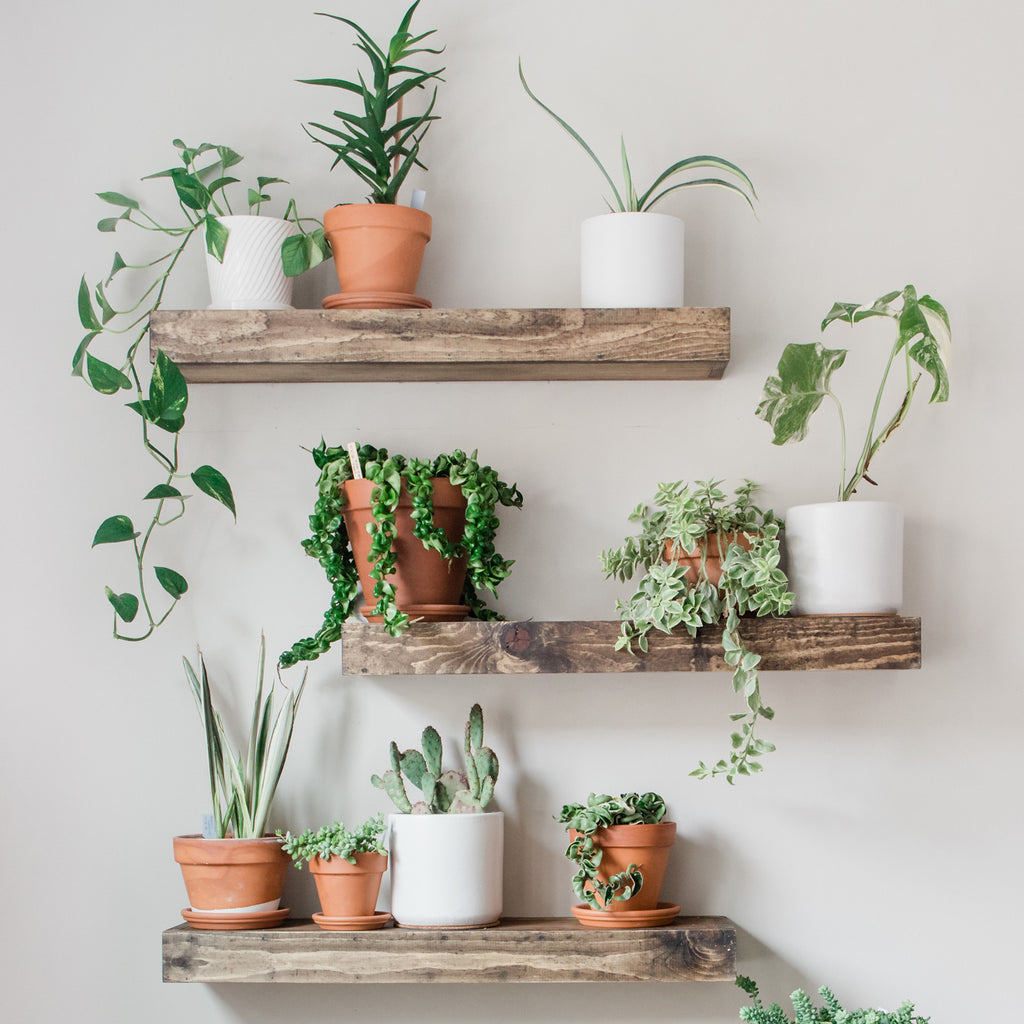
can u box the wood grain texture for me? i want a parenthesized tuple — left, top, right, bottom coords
(340, 617, 922, 675)
(162, 915, 736, 984)
(148, 307, 730, 382)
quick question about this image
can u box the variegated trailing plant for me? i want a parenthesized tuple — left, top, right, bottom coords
(756, 285, 951, 501)
(602, 480, 792, 782)
(183, 635, 307, 839)
(518, 60, 757, 214)
(76, 140, 327, 641)
(372, 704, 498, 814)
(736, 975, 932, 1024)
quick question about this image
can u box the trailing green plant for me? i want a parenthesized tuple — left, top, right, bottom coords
(371, 703, 498, 814)
(78, 140, 327, 641)
(756, 285, 951, 501)
(183, 635, 307, 840)
(301, 0, 444, 204)
(602, 480, 792, 783)
(556, 792, 667, 911)
(276, 814, 386, 867)
(736, 975, 931, 1024)
(279, 442, 522, 666)
(519, 61, 756, 214)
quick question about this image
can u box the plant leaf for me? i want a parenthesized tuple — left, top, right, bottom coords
(756, 342, 848, 445)
(154, 566, 188, 599)
(192, 465, 236, 519)
(86, 355, 132, 395)
(96, 190, 140, 210)
(77, 277, 101, 331)
(150, 350, 189, 422)
(171, 168, 211, 211)
(104, 586, 139, 622)
(143, 484, 183, 500)
(92, 515, 139, 546)
(205, 214, 230, 262)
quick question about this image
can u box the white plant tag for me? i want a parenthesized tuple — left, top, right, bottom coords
(201, 814, 216, 839)
(346, 442, 363, 479)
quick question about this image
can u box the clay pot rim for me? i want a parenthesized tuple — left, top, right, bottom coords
(309, 851, 388, 874)
(323, 202, 431, 236)
(571, 821, 678, 848)
(342, 476, 467, 513)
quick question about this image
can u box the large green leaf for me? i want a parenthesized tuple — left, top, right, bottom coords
(192, 465, 236, 519)
(205, 215, 230, 262)
(154, 566, 188, 599)
(96, 190, 139, 210)
(86, 355, 132, 395)
(104, 586, 139, 622)
(900, 290, 951, 403)
(756, 342, 848, 445)
(92, 515, 139, 546)
(170, 168, 211, 210)
(149, 350, 189, 421)
(71, 333, 98, 378)
(143, 483, 184, 500)
(77, 276, 101, 331)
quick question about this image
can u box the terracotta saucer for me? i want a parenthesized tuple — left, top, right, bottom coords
(570, 902, 681, 930)
(312, 910, 392, 932)
(322, 291, 432, 310)
(181, 907, 290, 930)
(360, 603, 470, 623)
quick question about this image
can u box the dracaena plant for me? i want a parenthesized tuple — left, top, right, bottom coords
(371, 704, 498, 814)
(277, 814, 386, 867)
(183, 635, 307, 840)
(519, 61, 756, 214)
(557, 792, 667, 911)
(301, 0, 444, 204)
(279, 443, 522, 667)
(756, 285, 952, 501)
(736, 975, 932, 1024)
(77, 140, 326, 641)
(602, 480, 792, 782)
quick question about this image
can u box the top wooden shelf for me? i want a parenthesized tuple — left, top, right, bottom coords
(148, 307, 730, 383)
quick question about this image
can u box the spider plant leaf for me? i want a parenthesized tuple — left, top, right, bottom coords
(519, 60, 625, 212)
(244, 634, 267, 793)
(756, 342, 848, 445)
(639, 155, 758, 209)
(621, 138, 639, 212)
(643, 177, 757, 215)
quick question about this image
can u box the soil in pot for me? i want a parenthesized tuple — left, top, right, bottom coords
(342, 477, 469, 622)
(309, 851, 388, 919)
(664, 532, 755, 589)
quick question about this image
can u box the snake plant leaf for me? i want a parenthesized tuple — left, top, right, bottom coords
(143, 484, 183, 500)
(154, 566, 188, 599)
(104, 586, 139, 622)
(92, 515, 139, 546)
(86, 354, 132, 394)
(191, 465, 236, 519)
(756, 342, 848, 445)
(204, 214, 229, 262)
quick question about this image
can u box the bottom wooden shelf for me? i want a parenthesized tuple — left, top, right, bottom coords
(162, 915, 736, 984)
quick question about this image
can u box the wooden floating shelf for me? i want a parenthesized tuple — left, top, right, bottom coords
(163, 915, 736, 984)
(149, 307, 730, 382)
(341, 616, 921, 676)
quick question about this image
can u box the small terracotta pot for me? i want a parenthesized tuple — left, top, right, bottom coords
(342, 477, 469, 621)
(324, 203, 431, 299)
(309, 852, 388, 918)
(173, 835, 289, 913)
(663, 532, 756, 589)
(571, 821, 677, 913)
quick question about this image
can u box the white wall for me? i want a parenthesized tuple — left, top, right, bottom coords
(3, 0, 1021, 1019)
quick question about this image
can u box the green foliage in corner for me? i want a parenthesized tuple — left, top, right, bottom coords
(736, 975, 931, 1024)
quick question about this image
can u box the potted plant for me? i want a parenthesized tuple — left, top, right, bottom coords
(279, 442, 522, 667)
(277, 814, 389, 930)
(736, 975, 931, 1023)
(300, 0, 444, 308)
(519, 61, 756, 307)
(756, 285, 951, 614)
(602, 480, 793, 782)
(557, 792, 677, 930)
(173, 635, 306, 930)
(78, 140, 323, 642)
(370, 703, 502, 928)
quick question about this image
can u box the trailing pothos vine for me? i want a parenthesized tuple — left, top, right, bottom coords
(280, 443, 523, 667)
(75, 140, 325, 641)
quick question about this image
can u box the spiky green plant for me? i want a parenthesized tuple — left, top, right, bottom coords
(183, 635, 306, 839)
(736, 975, 931, 1024)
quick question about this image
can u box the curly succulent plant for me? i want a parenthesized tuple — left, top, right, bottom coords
(736, 976, 931, 1024)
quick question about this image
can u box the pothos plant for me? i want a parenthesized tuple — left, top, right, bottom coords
(736, 976, 931, 1024)
(556, 792, 667, 911)
(77, 140, 326, 641)
(756, 285, 951, 501)
(279, 443, 522, 667)
(277, 814, 386, 867)
(602, 480, 792, 783)
(301, 0, 444, 204)
(519, 61, 756, 214)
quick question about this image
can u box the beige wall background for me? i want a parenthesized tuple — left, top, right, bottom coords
(3, 0, 1021, 1019)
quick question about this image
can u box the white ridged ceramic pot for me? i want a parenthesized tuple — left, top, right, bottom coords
(580, 212, 685, 307)
(785, 501, 903, 615)
(205, 215, 299, 309)
(387, 812, 503, 927)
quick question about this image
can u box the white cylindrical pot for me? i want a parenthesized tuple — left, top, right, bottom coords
(785, 501, 903, 615)
(388, 811, 503, 927)
(580, 212, 684, 307)
(206, 215, 299, 310)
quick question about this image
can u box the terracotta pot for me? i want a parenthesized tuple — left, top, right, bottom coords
(571, 821, 677, 913)
(173, 835, 289, 913)
(664, 532, 755, 589)
(323, 203, 431, 300)
(309, 851, 388, 918)
(342, 477, 469, 621)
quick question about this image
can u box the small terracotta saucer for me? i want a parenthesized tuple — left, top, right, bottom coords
(181, 907, 290, 930)
(312, 910, 392, 932)
(570, 902, 681, 930)
(322, 292, 432, 310)
(360, 604, 470, 623)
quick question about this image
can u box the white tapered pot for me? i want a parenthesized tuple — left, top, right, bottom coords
(785, 501, 903, 615)
(205, 215, 299, 310)
(388, 812, 503, 927)
(580, 212, 685, 307)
